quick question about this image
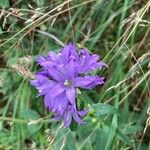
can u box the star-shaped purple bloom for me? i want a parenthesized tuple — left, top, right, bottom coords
(31, 43, 106, 127)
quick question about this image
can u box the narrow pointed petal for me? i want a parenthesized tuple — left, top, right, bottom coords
(74, 76, 93, 87)
(77, 49, 107, 74)
(37, 80, 57, 95)
(44, 94, 52, 108)
(37, 56, 46, 65)
(52, 115, 61, 121)
(74, 76, 105, 89)
(66, 87, 76, 105)
(72, 110, 84, 124)
(47, 52, 60, 62)
(61, 43, 79, 63)
(30, 74, 48, 87)
(64, 111, 72, 127)
(65, 59, 75, 78)
(77, 109, 88, 116)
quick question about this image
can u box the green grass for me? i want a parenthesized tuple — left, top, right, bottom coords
(0, 0, 150, 149)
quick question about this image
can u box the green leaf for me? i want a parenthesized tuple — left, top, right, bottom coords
(123, 124, 142, 135)
(91, 103, 117, 117)
(116, 129, 133, 146)
(105, 114, 118, 150)
(54, 128, 76, 150)
(0, 0, 10, 8)
(70, 120, 78, 131)
(0, 27, 3, 35)
(34, 0, 44, 7)
(21, 109, 42, 134)
(64, 132, 76, 150)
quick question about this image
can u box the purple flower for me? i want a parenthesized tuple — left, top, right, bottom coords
(31, 43, 106, 127)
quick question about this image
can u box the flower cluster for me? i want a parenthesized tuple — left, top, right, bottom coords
(31, 43, 106, 127)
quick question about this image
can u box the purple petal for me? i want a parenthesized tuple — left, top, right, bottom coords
(58, 93, 68, 111)
(52, 115, 62, 121)
(74, 76, 104, 89)
(74, 76, 93, 87)
(48, 66, 66, 82)
(65, 59, 75, 78)
(97, 62, 108, 69)
(44, 94, 51, 107)
(44, 83, 64, 101)
(86, 77, 105, 89)
(72, 110, 84, 124)
(47, 52, 60, 62)
(77, 109, 88, 117)
(61, 43, 79, 63)
(37, 56, 46, 65)
(64, 111, 72, 127)
(37, 55, 54, 69)
(38, 81, 57, 95)
(35, 70, 49, 77)
(30, 74, 48, 87)
(77, 49, 106, 74)
(31, 75, 58, 95)
(66, 87, 76, 106)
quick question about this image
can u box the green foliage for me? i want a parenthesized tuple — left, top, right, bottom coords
(0, 0, 10, 8)
(21, 108, 42, 134)
(91, 103, 117, 117)
(0, 0, 150, 149)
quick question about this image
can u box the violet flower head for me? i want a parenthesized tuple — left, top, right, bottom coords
(31, 43, 106, 127)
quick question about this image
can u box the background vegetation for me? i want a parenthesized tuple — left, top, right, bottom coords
(0, 0, 150, 149)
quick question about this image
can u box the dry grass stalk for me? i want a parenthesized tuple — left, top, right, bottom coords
(11, 64, 34, 79)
